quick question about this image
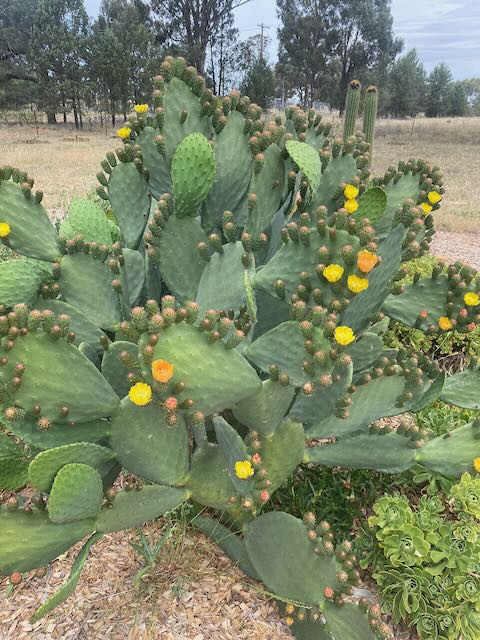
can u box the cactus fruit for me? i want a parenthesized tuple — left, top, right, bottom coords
(0, 58, 475, 638)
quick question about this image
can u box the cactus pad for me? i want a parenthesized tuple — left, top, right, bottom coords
(59, 197, 112, 244)
(0, 258, 51, 307)
(245, 321, 332, 386)
(7, 417, 111, 450)
(1, 331, 119, 424)
(157, 215, 207, 301)
(0, 180, 59, 261)
(195, 241, 254, 314)
(101, 341, 139, 399)
(186, 444, 238, 511)
(35, 299, 109, 352)
(47, 463, 104, 523)
(245, 144, 285, 235)
(233, 380, 295, 435)
(172, 133, 215, 217)
(415, 423, 480, 477)
(203, 111, 252, 229)
(306, 432, 415, 473)
(108, 161, 150, 248)
(258, 420, 305, 492)
(28, 442, 114, 492)
(307, 374, 407, 438)
(354, 186, 386, 223)
(139, 322, 260, 415)
(244, 511, 338, 606)
(440, 366, 480, 409)
(59, 253, 122, 329)
(290, 360, 353, 423)
(343, 223, 406, 331)
(95, 484, 189, 533)
(111, 398, 190, 486)
(286, 140, 321, 193)
(0, 507, 94, 574)
(136, 126, 171, 198)
(213, 416, 253, 496)
(0, 457, 29, 490)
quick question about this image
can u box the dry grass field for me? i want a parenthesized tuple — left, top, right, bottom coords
(373, 117, 480, 233)
(1, 116, 480, 234)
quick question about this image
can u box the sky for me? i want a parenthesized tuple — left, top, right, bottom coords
(84, 0, 480, 79)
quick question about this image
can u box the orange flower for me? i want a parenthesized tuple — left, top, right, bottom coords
(438, 316, 453, 331)
(357, 250, 378, 274)
(152, 359, 174, 383)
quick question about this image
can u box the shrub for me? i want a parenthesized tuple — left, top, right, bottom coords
(0, 59, 479, 639)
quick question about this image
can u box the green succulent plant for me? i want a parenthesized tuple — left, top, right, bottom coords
(450, 472, 480, 519)
(361, 476, 480, 640)
(0, 56, 479, 639)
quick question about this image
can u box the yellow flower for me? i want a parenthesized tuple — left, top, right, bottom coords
(344, 184, 359, 200)
(438, 316, 453, 331)
(334, 326, 355, 346)
(348, 274, 369, 294)
(428, 190, 442, 205)
(235, 460, 254, 479)
(420, 202, 433, 215)
(344, 199, 359, 214)
(134, 104, 149, 114)
(117, 126, 132, 140)
(152, 359, 174, 383)
(0, 223, 11, 238)
(473, 458, 480, 473)
(464, 292, 480, 307)
(357, 250, 378, 274)
(323, 264, 344, 283)
(128, 382, 152, 406)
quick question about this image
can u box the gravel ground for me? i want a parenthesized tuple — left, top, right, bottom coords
(431, 230, 480, 270)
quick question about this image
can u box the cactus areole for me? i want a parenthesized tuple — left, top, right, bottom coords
(0, 57, 477, 638)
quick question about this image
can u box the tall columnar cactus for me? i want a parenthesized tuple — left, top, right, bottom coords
(343, 79, 361, 141)
(362, 86, 379, 163)
(0, 56, 477, 639)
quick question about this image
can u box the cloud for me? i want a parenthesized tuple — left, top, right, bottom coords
(391, 0, 480, 78)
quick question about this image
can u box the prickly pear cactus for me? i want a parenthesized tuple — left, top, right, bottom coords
(0, 57, 478, 639)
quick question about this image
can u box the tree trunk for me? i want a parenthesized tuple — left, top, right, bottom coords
(72, 98, 79, 130)
(47, 111, 57, 124)
(62, 94, 67, 124)
(110, 97, 116, 126)
(78, 94, 83, 129)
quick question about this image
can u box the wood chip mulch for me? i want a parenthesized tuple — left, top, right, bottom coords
(0, 521, 291, 640)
